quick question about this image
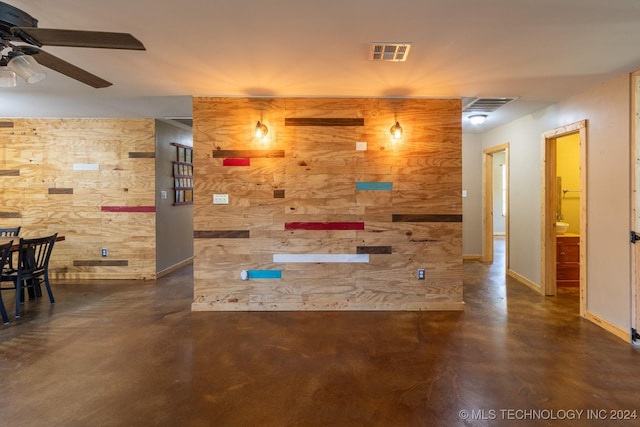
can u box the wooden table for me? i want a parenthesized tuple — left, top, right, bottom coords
(0, 235, 65, 250)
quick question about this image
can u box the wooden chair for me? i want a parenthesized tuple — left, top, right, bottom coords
(0, 227, 20, 237)
(0, 240, 14, 325)
(0, 227, 20, 271)
(1, 234, 57, 319)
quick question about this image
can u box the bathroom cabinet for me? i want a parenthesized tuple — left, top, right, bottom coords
(556, 235, 579, 287)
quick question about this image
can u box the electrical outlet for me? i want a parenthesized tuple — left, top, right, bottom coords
(102, 248, 108, 257)
(417, 268, 425, 280)
(213, 194, 229, 205)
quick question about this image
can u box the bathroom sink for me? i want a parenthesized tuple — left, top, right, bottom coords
(556, 222, 569, 234)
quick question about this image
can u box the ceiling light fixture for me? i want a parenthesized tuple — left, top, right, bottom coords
(390, 121, 403, 139)
(6, 53, 46, 84)
(0, 65, 16, 87)
(468, 114, 487, 125)
(255, 121, 268, 138)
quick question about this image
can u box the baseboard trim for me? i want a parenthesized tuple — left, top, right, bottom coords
(584, 312, 630, 343)
(192, 301, 465, 312)
(507, 269, 542, 294)
(156, 257, 194, 279)
(463, 254, 482, 261)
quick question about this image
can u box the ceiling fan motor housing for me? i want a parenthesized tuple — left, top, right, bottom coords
(0, 2, 38, 41)
(0, 1, 144, 88)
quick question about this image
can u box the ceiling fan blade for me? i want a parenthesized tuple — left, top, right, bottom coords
(11, 27, 145, 50)
(18, 47, 112, 88)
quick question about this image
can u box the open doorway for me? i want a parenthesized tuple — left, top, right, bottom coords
(482, 143, 509, 270)
(541, 120, 587, 317)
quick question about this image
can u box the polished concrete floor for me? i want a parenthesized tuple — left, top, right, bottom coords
(1, 239, 639, 427)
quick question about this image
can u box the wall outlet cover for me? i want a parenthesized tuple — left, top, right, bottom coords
(213, 194, 229, 204)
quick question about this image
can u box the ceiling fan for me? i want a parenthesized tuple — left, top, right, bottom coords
(0, 1, 145, 88)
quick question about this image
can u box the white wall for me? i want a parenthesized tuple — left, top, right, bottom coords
(468, 73, 632, 333)
(462, 133, 483, 257)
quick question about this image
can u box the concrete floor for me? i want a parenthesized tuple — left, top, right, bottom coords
(1, 239, 640, 426)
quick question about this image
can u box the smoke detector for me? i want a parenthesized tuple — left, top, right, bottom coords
(369, 43, 412, 62)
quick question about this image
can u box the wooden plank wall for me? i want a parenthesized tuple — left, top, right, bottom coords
(192, 98, 463, 311)
(0, 118, 157, 279)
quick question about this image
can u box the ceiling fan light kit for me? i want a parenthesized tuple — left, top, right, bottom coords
(0, 1, 145, 88)
(0, 66, 15, 86)
(7, 53, 46, 83)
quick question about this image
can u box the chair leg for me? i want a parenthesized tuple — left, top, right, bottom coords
(15, 279, 22, 319)
(43, 275, 55, 304)
(0, 293, 9, 325)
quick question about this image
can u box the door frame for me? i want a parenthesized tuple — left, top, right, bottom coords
(631, 71, 640, 343)
(482, 143, 509, 268)
(541, 120, 587, 317)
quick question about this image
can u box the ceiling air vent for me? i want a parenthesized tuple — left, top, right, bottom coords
(369, 42, 412, 62)
(463, 97, 517, 113)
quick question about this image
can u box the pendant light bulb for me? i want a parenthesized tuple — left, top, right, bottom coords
(255, 121, 268, 138)
(390, 121, 403, 139)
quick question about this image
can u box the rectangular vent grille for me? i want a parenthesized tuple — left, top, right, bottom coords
(369, 43, 412, 62)
(463, 98, 516, 113)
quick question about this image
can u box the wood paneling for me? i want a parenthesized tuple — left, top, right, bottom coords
(392, 214, 463, 222)
(0, 118, 156, 279)
(101, 206, 156, 213)
(285, 118, 365, 127)
(73, 260, 129, 267)
(128, 152, 155, 158)
(194, 230, 250, 238)
(48, 188, 74, 194)
(223, 158, 251, 166)
(192, 97, 462, 311)
(212, 150, 285, 158)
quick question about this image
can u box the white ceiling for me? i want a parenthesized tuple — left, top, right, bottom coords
(3, 0, 640, 132)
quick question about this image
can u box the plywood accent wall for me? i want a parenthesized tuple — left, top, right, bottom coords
(192, 98, 463, 311)
(0, 118, 156, 279)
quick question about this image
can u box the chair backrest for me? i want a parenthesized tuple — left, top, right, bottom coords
(0, 240, 13, 271)
(17, 233, 57, 275)
(0, 227, 20, 237)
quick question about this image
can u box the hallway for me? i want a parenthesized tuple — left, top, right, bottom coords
(0, 249, 638, 426)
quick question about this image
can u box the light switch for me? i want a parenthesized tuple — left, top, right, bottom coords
(160, 190, 167, 200)
(213, 194, 229, 205)
(462, 190, 468, 198)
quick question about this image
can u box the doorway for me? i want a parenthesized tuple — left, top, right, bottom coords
(541, 120, 587, 317)
(482, 143, 509, 269)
